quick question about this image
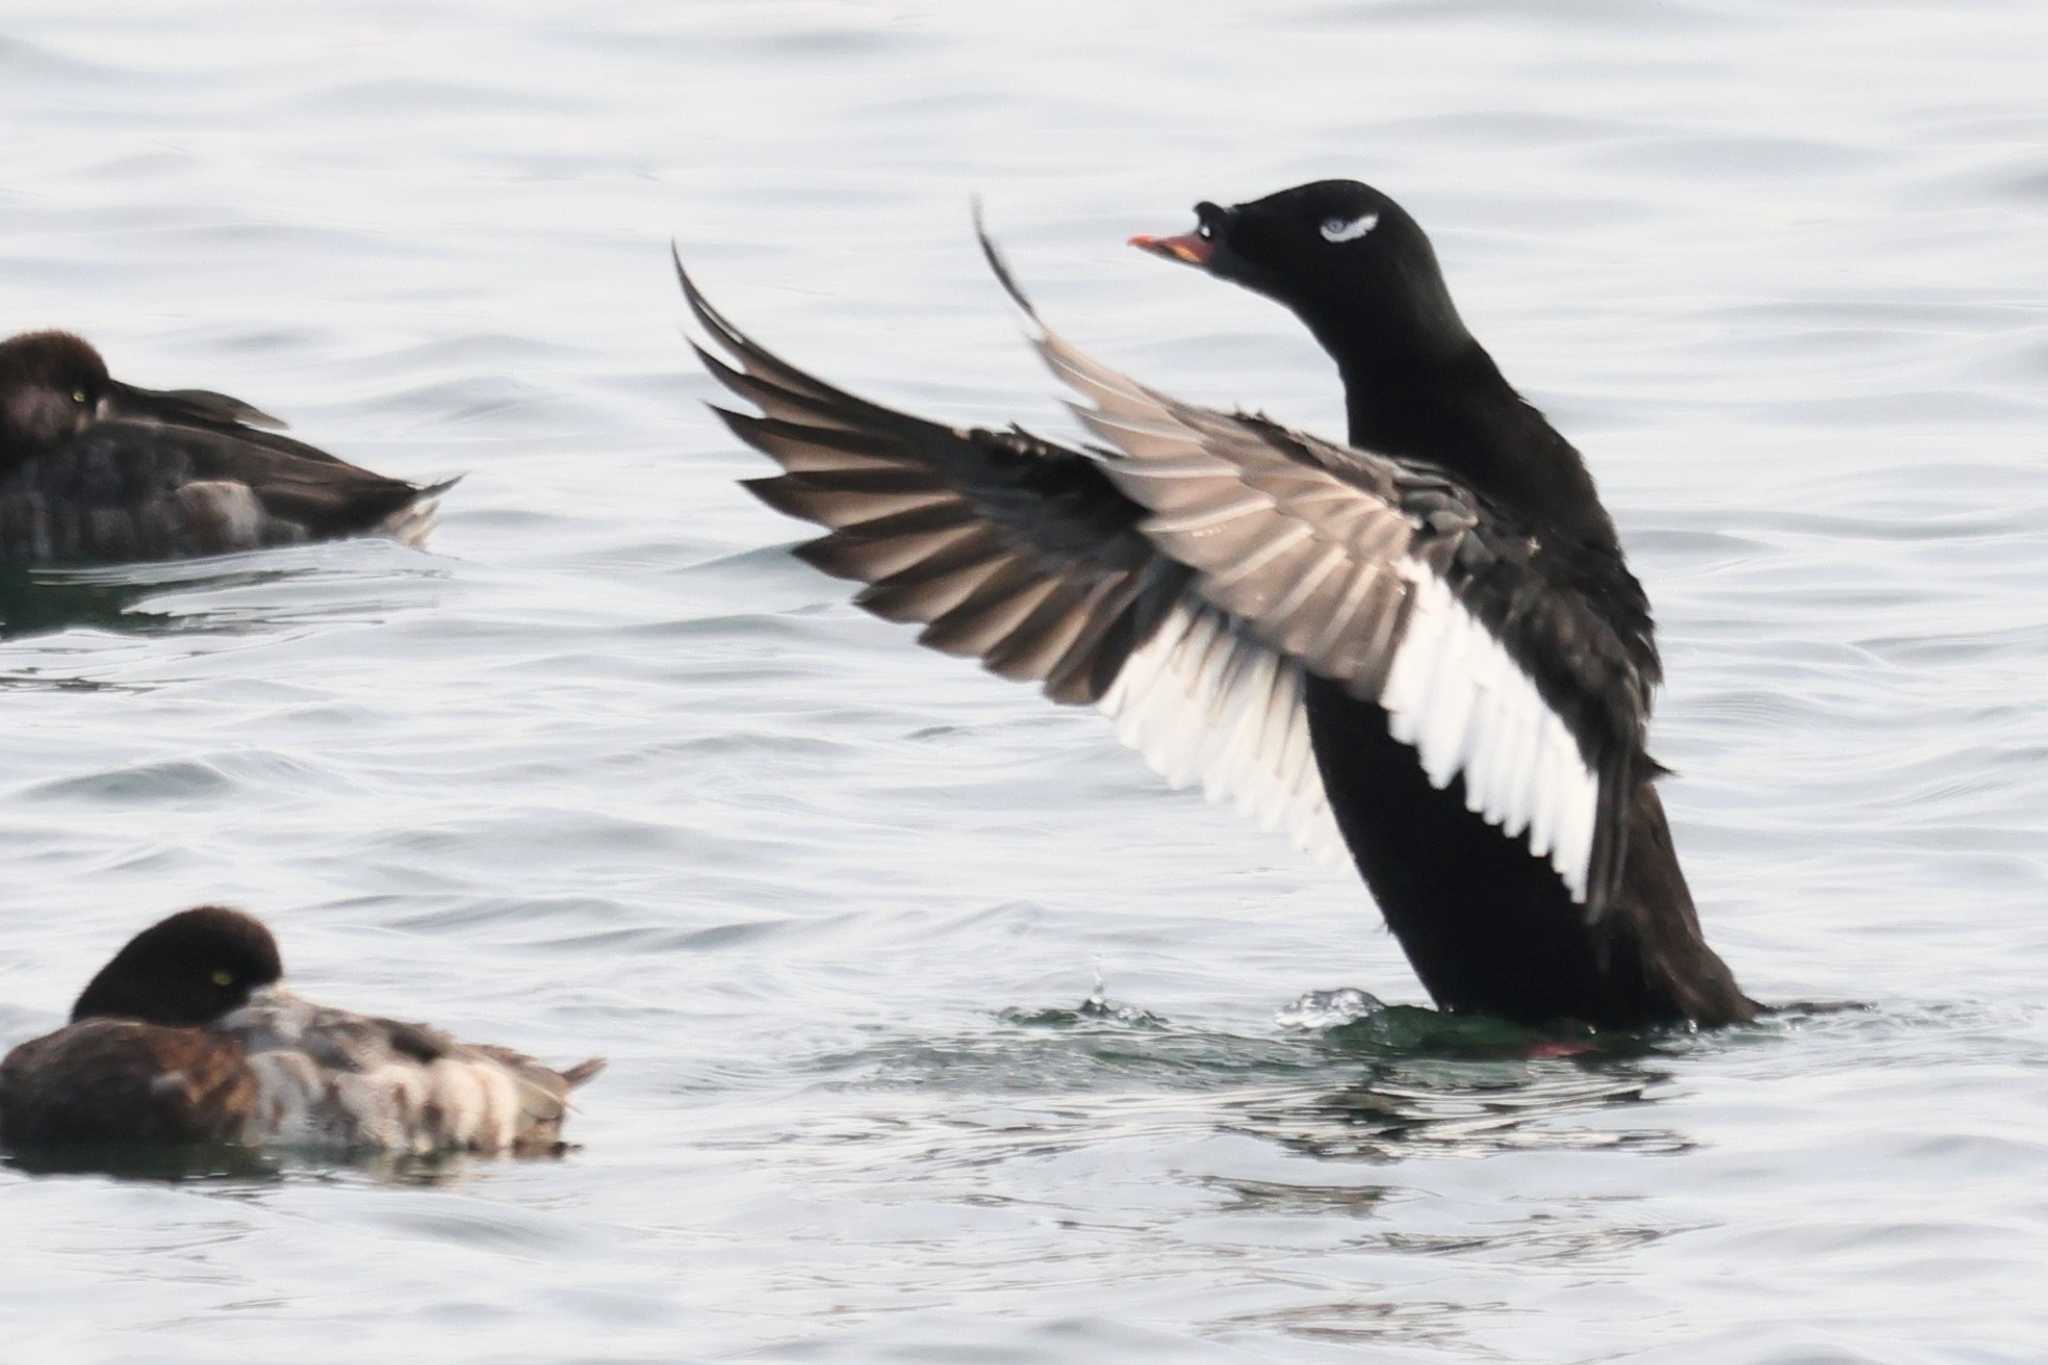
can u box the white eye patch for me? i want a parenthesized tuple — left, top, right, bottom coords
(1319, 212, 1379, 244)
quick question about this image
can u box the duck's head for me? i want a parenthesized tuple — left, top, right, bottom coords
(1129, 179, 1474, 367)
(70, 906, 285, 1028)
(0, 330, 287, 465)
(0, 332, 113, 461)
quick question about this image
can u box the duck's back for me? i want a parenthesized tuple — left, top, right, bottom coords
(0, 423, 448, 565)
(0, 996, 601, 1155)
(223, 991, 603, 1155)
(0, 1018, 262, 1147)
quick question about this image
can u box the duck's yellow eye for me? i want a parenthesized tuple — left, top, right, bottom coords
(212, 969, 235, 988)
(71, 389, 87, 405)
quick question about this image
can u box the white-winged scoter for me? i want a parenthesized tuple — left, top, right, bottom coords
(678, 179, 1755, 1030)
(0, 331, 455, 564)
(0, 907, 603, 1153)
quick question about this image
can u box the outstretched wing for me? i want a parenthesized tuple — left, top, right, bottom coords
(678, 247, 1345, 860)
(990, 239, 1653, 912)
(683, 233, 1657, 911)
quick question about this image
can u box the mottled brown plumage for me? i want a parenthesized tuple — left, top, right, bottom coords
(0, 908, 602, 1155)
(0, 1020, 261, 1146)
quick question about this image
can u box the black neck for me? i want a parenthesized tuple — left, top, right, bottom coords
(1331, 338, 1618, 551)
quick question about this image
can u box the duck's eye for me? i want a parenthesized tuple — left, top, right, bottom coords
(1319, 213, 1380, 244)
(211, 969, 235, 988)
(71, 389, 88, 405)
(1196, 222, 1213, 241)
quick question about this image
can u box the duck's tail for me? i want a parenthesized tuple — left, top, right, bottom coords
(378, 475, 464, 547)
(559, 1057, 606, 1089)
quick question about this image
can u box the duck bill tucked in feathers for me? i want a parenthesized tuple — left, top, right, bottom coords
(0, 329, 458, 563)
(98, 380, 289, 434)
(0, 908, 603, 1158)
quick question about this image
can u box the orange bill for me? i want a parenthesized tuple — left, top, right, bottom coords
(1127, 231, 1213, 267)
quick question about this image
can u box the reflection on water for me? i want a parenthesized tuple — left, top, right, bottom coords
(1216, 1296, 1501, 1354)
(1230, 1060, 1686, 1162)
(805, 987, 1693, 1170)
(3, 1141, 285, 1184)
(0, 565, 181, 641)
(0, 549, 451, 644)
(2, 1139, 483, 1187)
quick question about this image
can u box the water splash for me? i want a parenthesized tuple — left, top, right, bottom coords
(1274, 987, 1387, 1031)
(998, 967, 1168, 1030)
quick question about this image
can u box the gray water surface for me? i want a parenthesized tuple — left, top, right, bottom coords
(4, 4, 2047, 1362)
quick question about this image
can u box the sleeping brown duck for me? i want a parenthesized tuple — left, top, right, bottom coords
(0, 331, 454, 564)
(0, 908, 602, 1154)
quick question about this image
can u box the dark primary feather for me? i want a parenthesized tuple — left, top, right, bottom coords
(686, 234, 1654, 917)
(677, 246, 1189, 707)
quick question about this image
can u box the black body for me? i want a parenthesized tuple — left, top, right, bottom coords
(685, 180, 1756, 1029)
(1304, 676, 1743, 1025)
(1181, 182, 1751, 1026)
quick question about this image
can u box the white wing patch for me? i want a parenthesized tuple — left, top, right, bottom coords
(1098, 598, 1346, 866)
(1378, 561, 1598, 898)
(1320, 213, 1380, 244)
(1017, 321, 1603, 902)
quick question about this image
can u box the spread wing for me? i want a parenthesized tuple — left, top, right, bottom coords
(682, 232, 1659, 914)
(677, 247, 1343, 860)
